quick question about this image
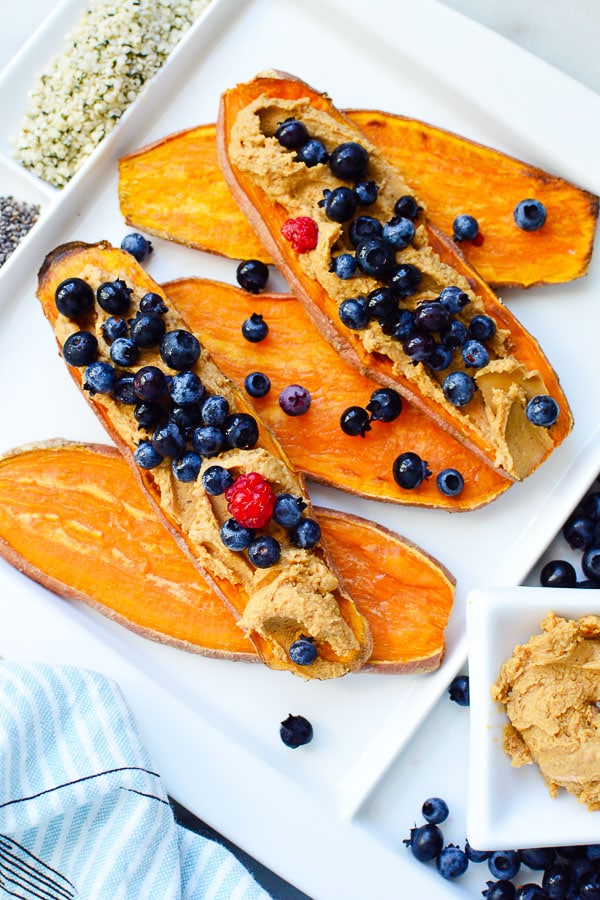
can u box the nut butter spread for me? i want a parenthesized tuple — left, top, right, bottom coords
(228, 95, 557, 480)
(492, 612, 600, 810)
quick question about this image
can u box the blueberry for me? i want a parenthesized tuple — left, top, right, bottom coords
(488, 850, 521, 881)
(582, 547, 600, 582)
(321, 187, 358, 223)
(519, 848, 556, 870)
(275, 118, 308, 150)
(562, 514, 597, 550)
(329, 253, 357, 280)
(201, 394, 229, 426)
(110, 336, 139, 367)
(442, 319, 468, 350)
(462, 338, 490, 369)
(437, 844, 469, 880)
(387, 309, 416, 342)
(583, 492, 600, 522)
(244, 371, 271, 398)
(465, 842, 491, 863)
(468, 314, 496, 342)
(201, 465, 234, 496)
(130, 313, 166, 349)
(54, 277, 94, 320)
(389, 263, 422, 297)
(83, 361, 117, 395)
(329, 141, 368, 181)
(159, 329, 201, 369)
(62, 330, 98, 366)
(139, 292, 168, 315)
(172, 452, 202, 483)
(448, 674, 469, 706)
(96, 279, 132, 315)
(279, 384, 311, 416)
(403, 331, 435, 364)
(576, 872, 600, 900)
(120, 232, 153, 262)
(439, 285, 470, 314)
(296, 138, 329, 167)
(349, 216, 383, 246)
(414, 300, 450, 333)
(111, 374, 137, 404)
(539, 559, 577, 588)
(339, 297, 369, 330)
(241, 313, 269, 343)
(168, 370, 204, 407)
(134, 400, 164, 431)
(427, 344, 453, 371)
(236, 259, 269, 294)
(403, 823, 444, 862)
(394, 195, 420, 220)
(541, 864, 570, 900)
(220, 518, 255, 551)
(289, 637, 318, 666)
(366, 287, 397, 321)
(151, 421, 186, 458)
(273, 494, 306, 529)
(224, 413, 259, 449)
(392, 451, 431, 489)
(483, 881, 517, 900)
(102, 316, 128, 343)
(340, 406, 371, 437)
(353, 180, 379, 206)
(366, 388, 402, 422)
(133, 365, 167, 401)
(421, 797, 449, 825)
(382, 216, 415, 250)
(170, 404, 203, 439)
(280, 714, 313, 749)
(514, 199, 547, 231)
(526, 395, 559, 427)
(248, 535, 281, 568)
(355, 238, 394, 279)
(515, 885, 548, 900)
(289, 518, 321, 549)
(437, 468, 464, 497)
(442, 371, 475, 407)
(192, 425, 225, 457)
(134, 440, 163, 469)
(452, 214, 479, 242)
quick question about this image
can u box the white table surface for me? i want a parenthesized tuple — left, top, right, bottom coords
(1, 3, 598, 899)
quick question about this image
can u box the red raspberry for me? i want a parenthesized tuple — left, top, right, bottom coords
(281, 216, 318, 253)
(225, 472, 276, 529)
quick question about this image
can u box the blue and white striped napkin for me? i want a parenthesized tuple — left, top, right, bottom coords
(0, 663, 271, 899)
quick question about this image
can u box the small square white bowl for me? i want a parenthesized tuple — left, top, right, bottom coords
(466, 585, 600, 851)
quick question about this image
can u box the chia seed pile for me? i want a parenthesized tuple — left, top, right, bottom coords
(15, 0, 211, 188)
(0, 195, 40, 267)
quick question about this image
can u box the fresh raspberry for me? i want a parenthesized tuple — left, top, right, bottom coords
(281, 217, 318, 253)
(225, 472, 276, 529)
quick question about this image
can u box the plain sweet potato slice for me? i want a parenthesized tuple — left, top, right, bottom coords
(117, 118, 597, 289)
(217, 72, 573, 481)
(0, 441, 454, 673)
(36, 240, 371, 680)
(164, 277, 510, 511)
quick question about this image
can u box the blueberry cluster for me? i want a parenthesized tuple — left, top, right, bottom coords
(405, 795, 600, 897)
(539, 484, 600, 588)
(55, 274, 260, 488)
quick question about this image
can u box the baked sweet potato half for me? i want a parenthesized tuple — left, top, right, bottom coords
(118, 118, 597, 289)
(217, 72, 573, 482)
(165, 277, 510, 511)
(36, 240, 372, 680)
(0, 441, 454, 673)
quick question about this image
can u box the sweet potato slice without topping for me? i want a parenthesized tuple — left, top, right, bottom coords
(0, 442, 454, 673)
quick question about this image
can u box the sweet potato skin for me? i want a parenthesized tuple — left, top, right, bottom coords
(0, 441, 454, 673)
(164, 277, 510, 511)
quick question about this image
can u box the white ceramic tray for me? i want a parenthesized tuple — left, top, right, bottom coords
(0, 0, 599, 896)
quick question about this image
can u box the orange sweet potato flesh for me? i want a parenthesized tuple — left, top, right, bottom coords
(217, 73, 572, 480)
(118, 119, 597, 290)
(165, 277, 510, 511)
(36, 241, 371, 680)
(0, 441, 454, 673)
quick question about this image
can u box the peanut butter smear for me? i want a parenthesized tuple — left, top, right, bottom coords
(228, 94, 557, 480)
(491, 612, 600, 810)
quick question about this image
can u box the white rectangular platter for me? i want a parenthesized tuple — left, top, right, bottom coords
(0, 0, 599, 896)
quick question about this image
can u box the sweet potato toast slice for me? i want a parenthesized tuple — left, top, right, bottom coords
(217, 72, 572, 482)
(118, 117, 597, 289)
(165, 277, 510, 510)
(0, 441, 454, 673)
(36, 240, 371, 679)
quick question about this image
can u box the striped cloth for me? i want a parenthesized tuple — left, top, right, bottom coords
(0, 663, 271, 899)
